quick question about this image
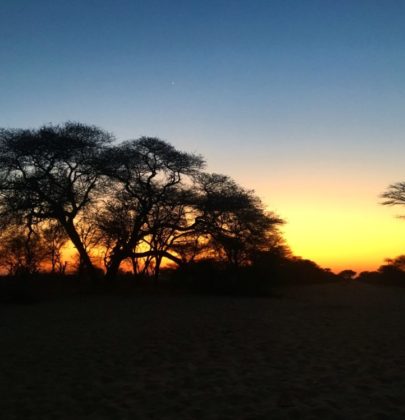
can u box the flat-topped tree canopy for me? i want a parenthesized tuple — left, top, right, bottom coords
(0, 122, 113, 273)
(96, 137, 205, 279)
(0, 122, 112, 218)
(193, 173, 284, 266)
(101, 137, 204, 197)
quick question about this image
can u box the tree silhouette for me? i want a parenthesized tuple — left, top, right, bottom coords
(381, 182, 405, 208)
(97, 137, 204, 279)
(194, 173, 284, 266)
(0, 122, 288, 284)
(0, 223, 48, 276)
(141, 189, 196, 281)
(383, 255, 405, 271)
(338, 269, 356, 280)
(0, 122, 112, 275)
(41, 222, 68, 274)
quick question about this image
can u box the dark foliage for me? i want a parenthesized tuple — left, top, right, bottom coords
(0, 122, 343, 297)
(277, 257, 338, 284)
(171, 253, 337, 296)
(338, 270, 357, 281)
(358, 256, 405, 287)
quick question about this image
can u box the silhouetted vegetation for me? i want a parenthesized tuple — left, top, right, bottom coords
(1, 122, 335, 297)
(357, 256, 405, 287)
(369, 182, 405, 286)
(9, 122, 401, 298)
(381, 182, 405, 209)
(338, 270, 357, 281)
(172, 254, 338, 296)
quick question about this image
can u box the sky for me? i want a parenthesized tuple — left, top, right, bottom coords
(1, 0, 405, 272)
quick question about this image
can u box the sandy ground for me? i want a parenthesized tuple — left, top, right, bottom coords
(0, 282, 404, 419)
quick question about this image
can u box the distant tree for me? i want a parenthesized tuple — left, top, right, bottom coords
(357, 271, 380, 283)
(0, 224, 48, 275)
(358, 257, 405, 285)
(381, 182, 405, 209)
(41, 222, 68, 274)
(376, 260, 405, 284)
(0, 122, 112, 275)
(384, 255, 405, 271)
(338, 269, 356, 280)
(281, 257, 337, 284)
(380, 183, 405, 282)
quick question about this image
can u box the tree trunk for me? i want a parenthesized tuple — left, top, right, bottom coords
(105, 259, 121, 281)
(154, 254, 162, 284)
(61, 219, 96, 277)
(105, 249, 124, 281)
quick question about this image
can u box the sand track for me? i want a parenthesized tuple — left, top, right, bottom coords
(1, 282, 404, 419)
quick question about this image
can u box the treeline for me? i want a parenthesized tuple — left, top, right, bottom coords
(356, 256, 405, 287)
(0, 122, 294, 286)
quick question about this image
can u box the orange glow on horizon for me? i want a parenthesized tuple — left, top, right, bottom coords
(61, 200, 405, 275)
(53, 162, 405, 276)
(260, 177, 405, 274)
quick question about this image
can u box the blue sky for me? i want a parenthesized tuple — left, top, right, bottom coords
(1, 0, 405, 270)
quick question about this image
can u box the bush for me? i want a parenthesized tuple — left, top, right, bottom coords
(172, 258, 281, 296)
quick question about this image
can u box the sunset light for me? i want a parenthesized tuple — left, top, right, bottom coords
(2, 2, 405, 274)
(2, 2, 405, 418)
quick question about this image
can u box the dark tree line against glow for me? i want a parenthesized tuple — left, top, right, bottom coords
(0, 122, 286, 280)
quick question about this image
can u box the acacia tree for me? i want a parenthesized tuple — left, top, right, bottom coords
(194, 173, 284, 266)
(386, 255, 405, 269)
(97, 137, 204, 280)
(97, 165, 284, 279)
(0, 122, 112, 275)
(338, 269, 356, 280)
(382, 182, 405, 208)
(141, 188, 202, 281)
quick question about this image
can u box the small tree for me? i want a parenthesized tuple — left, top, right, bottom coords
(0, 225, 48, 276)
(383, 255, 405, 271)
(338, 269, 356, 280)
(41, 222, 68, 274)
(381, 182, 405, 208)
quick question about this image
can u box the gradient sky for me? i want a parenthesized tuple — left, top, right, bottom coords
(1, 0, 405, 272)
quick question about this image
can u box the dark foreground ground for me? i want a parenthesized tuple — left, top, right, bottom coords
(0, 282, 404, 419)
